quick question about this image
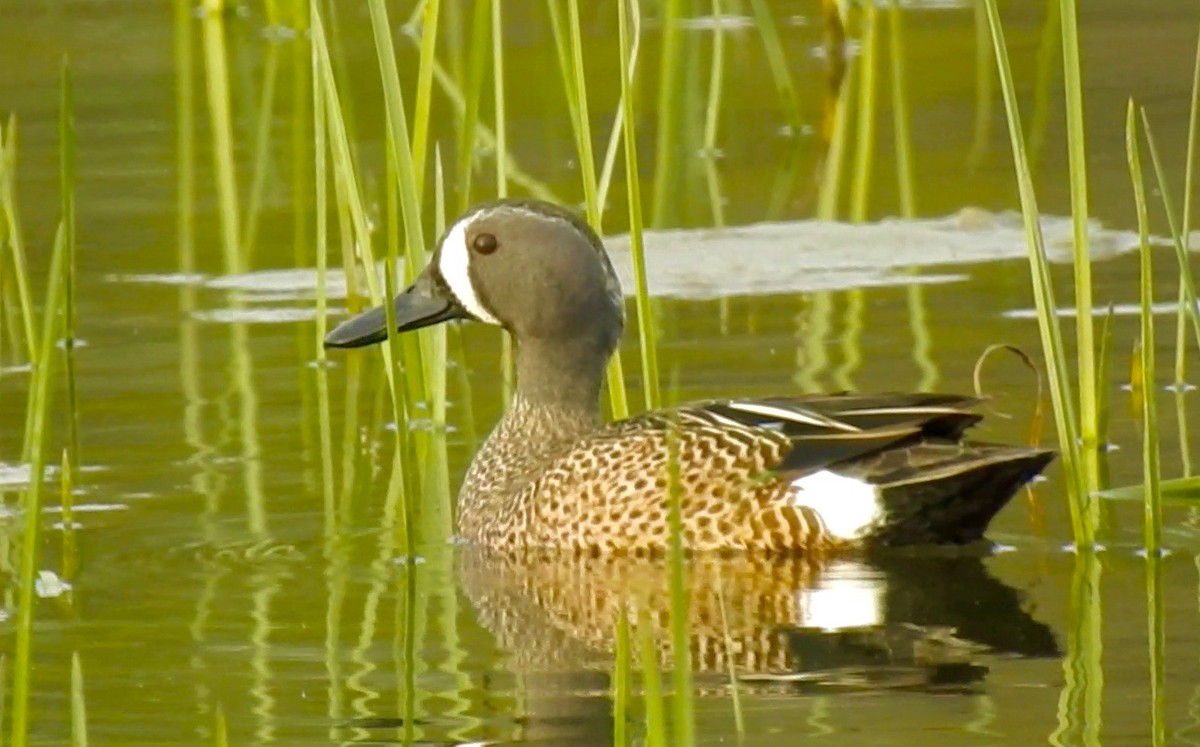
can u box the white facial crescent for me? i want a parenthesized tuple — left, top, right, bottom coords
(437, 217, 501, 326)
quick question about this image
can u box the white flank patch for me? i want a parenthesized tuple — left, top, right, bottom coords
(790, 469, 883, 541)
(797, 560, 885, 631)
(437, 218, 501, 325)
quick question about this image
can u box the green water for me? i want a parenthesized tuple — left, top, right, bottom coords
(2, 0, 1200, 744)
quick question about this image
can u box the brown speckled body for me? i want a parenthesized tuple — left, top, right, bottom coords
(457, 397, 834, 554)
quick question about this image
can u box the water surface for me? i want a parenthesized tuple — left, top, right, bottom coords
(2, 1, 1200, 745)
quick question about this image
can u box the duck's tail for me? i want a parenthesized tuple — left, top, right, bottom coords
(859, 443, 1056, 547)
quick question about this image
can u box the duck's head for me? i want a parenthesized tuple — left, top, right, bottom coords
(325, 199, 625, 360)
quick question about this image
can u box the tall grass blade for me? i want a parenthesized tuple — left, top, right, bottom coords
(713, 571, 744, 736)
(492, 0, 507, 198)
(410, 0, 441, 205)
(702, 0, 727, 226)
(849, 1, 878, 223)
(618, 0, 660, 411)
(637, 608, 668, 747)
(1026, 1, 1061, 170)
(1095, 307, 1114, 459)
(983, 0, 1090, 543)
(60, 449, 77, 582)
(1176, 26, 1200, 385)
(1137, 111, 1200, 363)
(1126, 102, 1163, 557)
(241, 43, 280, 262)
(1058, 0, 1099, 493)
(200, 11, 242, 271)
(313, 30, 329, 366)
(59, 60, 81, 477)
(213, 704, 228, 747)
(650, 0, 684, 226)
(454, 0, 490, 212)
(1123, 98, 1169, 732)
(70, 653, 87, 747)
(552, 0, 631, 419)
(547, 0, 599, 220)
(613, 607, 631, 746)
(363, 0, 423, 544)
(0, 116, 37, 361)
(10, 219, 67, 747)
(748, 0, 803, 134)
(888, 0, 915, 216)
(0, 655, 6, 747)
(312, 4, 412, 547)
(967, 0, 994, 171)
(664, 421, 693, 745)
(312, 13, 337, 527)
(1049, 550, 1104, 747)
(363, 0, 440, 397)
(816, 64, 854, 221)
(1146, 552, 1168, 747)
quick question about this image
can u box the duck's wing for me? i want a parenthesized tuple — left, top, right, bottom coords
(601, 392, 985, 476)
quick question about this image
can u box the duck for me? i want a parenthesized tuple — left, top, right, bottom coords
(324, 198, 1055, 554)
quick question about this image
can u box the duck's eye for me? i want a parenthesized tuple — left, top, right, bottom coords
(472, 232, 499, 255)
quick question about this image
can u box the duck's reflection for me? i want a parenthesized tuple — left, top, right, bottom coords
(459, 549, 1058, 694)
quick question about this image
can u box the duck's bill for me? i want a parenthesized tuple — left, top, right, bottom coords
(324, 284, 467, 349)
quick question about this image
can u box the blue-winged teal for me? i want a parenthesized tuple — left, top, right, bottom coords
(326, 198, 1054, 554)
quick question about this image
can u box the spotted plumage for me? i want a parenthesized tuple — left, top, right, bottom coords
(325, 198, 1055, 554)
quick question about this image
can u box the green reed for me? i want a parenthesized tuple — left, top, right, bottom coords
(983, 0, 1090, 543)
(1125, 102, 1163, 555)
(616, 0, 660, 411)
(967, 0, 994, 171)
(701, 0, 726, 226)
(70, 652, 88, 747)
(636, 607, 668, 747)
(363, 0, 441, 398)
(200, 9, 241, 272)
(11, 212, 68, 747)
(60, 450, 77, 582)
(848, 1, 878, 223)
(491, 0, 507, 201)
(1057, 0, 1100, 499)
(240, 39, 279, 263)
(650, 0, 685, 227)
(365, 0, 438, 519)
(888, 0, 915, 216)
(750, 0, 803, 132)
(60, 60, 80, 481)
(1138, 113, 1200, 365)
(312, 4, 413, 544)
(547, 0, 599, 220)
(816, 57, 853, 221)
(312, 12, 338, 526)
(212, 704, 228, 747)
(312, 30, 329, 368)
(1178, 31, 1200, 386)
(411, 0, 441, 207)
(612, 607, 632, 746)
(1027, 1, 1061, 173)
(0, 115, 35, 363)
(1126, 102, 1168, 747)
(453, 0, 490, 212)
(0, 656, 6, 747)
(546, 0, 634, 419)
(664, 421, 693, 746)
